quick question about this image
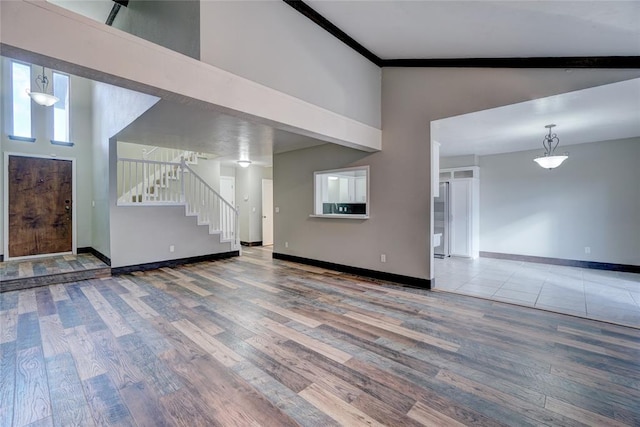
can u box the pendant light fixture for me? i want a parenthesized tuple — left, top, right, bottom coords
(534, 124, 568, 169)
(237, 160, 252, 168)
(27, 66, 59, 107)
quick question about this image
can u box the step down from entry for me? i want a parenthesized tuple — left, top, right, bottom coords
(0, 253, 111, 292)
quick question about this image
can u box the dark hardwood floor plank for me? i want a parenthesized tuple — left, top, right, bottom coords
(45, 353, 94, 427)
(65, 326, 107, 381)
(158, 388, 223, 427)
(14, 346, 51, 427)
(16, 312, 42, 351)
(38, 314, 69, 358)
(246, 331, 363, 403)
(1, 308, 18, 344)
(170, 318, 242, 367)
(82, 373, 135, 427)
(298, 383, 384, 427)
(232, 360, 339, 427)
(81, 285, 133, 338)
(164, 350, 299, 427)
(90, 329, 143, 389)
(119, 381, 174, 427)
(116, 334, 182, 397)
(0, 291, 19, 311)
(0, 340, 17, 427)
(47, 285, 70, 303)
(545, 395, 629, 427)
(35, 288, 56, 317)
(54, 299, 82, 330)
(222, 335, 312, 394)
(18, 290, 37, 314)
(64, 284, 108, 334)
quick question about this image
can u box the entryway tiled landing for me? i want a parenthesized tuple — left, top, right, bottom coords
(0, 253, 111, 292)
(435, 256, 640, 328)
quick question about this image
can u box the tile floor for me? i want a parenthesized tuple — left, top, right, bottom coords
(434, 256, 640, 328)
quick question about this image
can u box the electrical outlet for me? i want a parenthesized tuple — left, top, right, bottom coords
(285, 242, 289, 248)
(380, 254, 387, 263)
(169, 245, 175, 253)
(275, 207, 280, 213)
(584, 246, 591, 254)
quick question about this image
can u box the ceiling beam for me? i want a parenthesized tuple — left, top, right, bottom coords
(382, 57, 640, 69)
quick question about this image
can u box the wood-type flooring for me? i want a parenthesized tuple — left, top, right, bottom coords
(0, 253, 111, 292)
(1, 247, 639, 426)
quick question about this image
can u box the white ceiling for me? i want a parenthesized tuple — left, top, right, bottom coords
(432, 78, 640, 157)
(51, 0, 640, 164)
(307, 1, 640, 59)
(116, 100, 326, 167)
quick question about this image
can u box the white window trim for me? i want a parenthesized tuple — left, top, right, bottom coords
(8, 59, 35, 141)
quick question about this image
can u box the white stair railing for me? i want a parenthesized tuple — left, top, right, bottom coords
(116, 157, 239, 249)
(118, 158, 184, 204)
(182, 163, 238, 244)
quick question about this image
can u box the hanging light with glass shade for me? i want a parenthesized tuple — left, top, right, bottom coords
(27, 66, 59, 107)
(534, 124, 568, 169)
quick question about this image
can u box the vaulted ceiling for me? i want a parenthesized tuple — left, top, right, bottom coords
(46, 0, 640, 162)
(305, 1, 640, 60)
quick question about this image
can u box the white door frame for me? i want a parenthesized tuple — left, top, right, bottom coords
(262, 178, 273, 246)
(3, 152, 77, 260)
(220, 176, 236, 207)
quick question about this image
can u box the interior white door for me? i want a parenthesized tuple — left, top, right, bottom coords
(220, 176, 235, 207)
(262, 179, 273, 246)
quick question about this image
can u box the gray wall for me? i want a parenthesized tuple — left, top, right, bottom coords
(92, 81, 159, 258)
(199, 0, 381, 128)
(189, 158, 221, 193)
(113, 0, 200, 60)
(275, 68, 640, 280)
(479, 138, 640, 266)
(108, 205, 232, 267)
(1, 59, 94, 256)
(236, 165, 267, 243)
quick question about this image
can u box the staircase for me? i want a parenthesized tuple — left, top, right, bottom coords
(117, 150, 239, 250)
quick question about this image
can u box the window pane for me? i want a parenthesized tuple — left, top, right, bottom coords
(12, 62, 31, 138)
(53, 72, 69, 142)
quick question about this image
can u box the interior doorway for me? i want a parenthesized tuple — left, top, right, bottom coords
(262, 179, 273, 246)
(4, 153, 76, 259)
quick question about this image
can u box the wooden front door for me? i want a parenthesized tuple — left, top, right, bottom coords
(8, 155, 73, 258)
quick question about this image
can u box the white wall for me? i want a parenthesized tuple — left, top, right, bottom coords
(1, 59, 94, 256)
(2, 1, 380, 153)
(199, 0, 381, 128)
(441, 155, 479, 169)
(236, 165, 266, 243)
(92, 82, 160, 259)
(189, 158, 221, 193)
(478, 138, 640, 266)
